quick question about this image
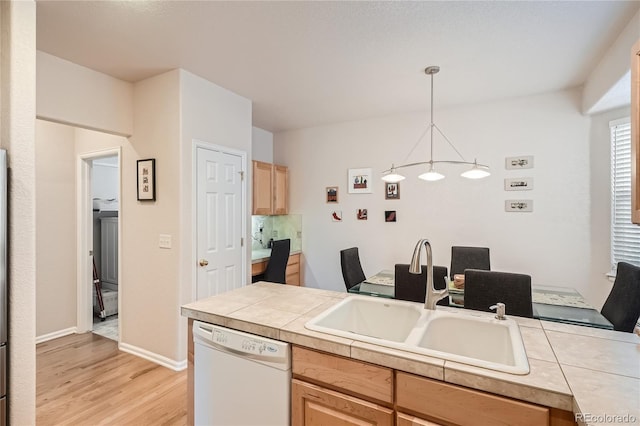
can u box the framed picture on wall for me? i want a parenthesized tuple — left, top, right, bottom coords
(348, 168, 373, 194)
(137, 158, 156, 201)
(385, 182, 400, 199)
(326, 186, 338, 203)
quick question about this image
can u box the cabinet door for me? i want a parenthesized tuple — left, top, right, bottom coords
(632, 38, 640, 224)
(292, 379, 393, 426)
(273, 164, 288, 215)
(252, 160, 273, 215)
(396, 372, 549, 426)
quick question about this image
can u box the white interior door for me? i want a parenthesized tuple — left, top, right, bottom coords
(196, 146, 244, 300)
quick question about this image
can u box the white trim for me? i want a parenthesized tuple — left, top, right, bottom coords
(119, 342, 187, 371)
(76, 147, 122, 338)
(609, 117, 630, 127)
(191, 140, 248, 302)
(35, 327, 77, 344)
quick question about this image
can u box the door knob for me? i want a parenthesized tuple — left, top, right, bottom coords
(199, 259, 209, 267)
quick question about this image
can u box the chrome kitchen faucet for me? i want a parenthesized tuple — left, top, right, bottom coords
(409, 239, 449, 310)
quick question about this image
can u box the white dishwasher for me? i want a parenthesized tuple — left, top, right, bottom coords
(193, 320, 291, 426)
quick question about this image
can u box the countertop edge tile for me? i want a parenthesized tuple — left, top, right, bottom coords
(443, 358, 573, 411)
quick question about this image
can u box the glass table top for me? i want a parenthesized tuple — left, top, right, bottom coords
(348, 271, 614, 330)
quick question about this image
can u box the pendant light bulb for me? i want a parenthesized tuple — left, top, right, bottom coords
(381, 165, 406, 183)
(418, 164, 445, 181)
(460, 160, 491, 179)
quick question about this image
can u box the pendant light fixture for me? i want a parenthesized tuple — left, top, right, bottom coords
(382, 66, 490, 182)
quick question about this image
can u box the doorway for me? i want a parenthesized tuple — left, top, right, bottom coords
(194, 140, 247, 300)
(90, 155, 120, 341)
(77, 148, 121, 343)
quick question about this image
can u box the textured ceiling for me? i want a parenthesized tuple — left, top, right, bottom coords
(36, 1, 640, 132)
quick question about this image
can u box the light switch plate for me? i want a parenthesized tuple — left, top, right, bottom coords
(159, 234, 172, 249)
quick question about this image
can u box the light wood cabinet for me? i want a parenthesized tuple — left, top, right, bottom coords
(252, 160, 288, 215)
(252, 160, 273, 215)
(292, 346, 394, 426)
(631, 38, 640, 224)
(396, 372, 549, 426)
(291, 346, 576, 426)
(251, 252, 302, 286)
(273, 164, 288, 215)
(285, 253, 301, 286)
(292, 380, 393, 426)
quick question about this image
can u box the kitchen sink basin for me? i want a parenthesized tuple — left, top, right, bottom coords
(305, 295, 423, 343)
(410, 310, 530, 375)
(305, 296, 530, 375)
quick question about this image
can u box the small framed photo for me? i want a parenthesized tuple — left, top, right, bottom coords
(505, 200, 533, 212)
(137, 159, 156, 201)
(385, 210, 397, 222)
(385, 182, 400, 200)
(331, 210, 343, 222)
(357, 209, 368, 220)
(326, 186, 338, 203)
(348, 168, 373, 194)
(504, 177, 533, 191)
(505, 155, 534, 170)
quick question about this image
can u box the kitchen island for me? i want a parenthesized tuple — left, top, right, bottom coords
(181, 282, 639, 426)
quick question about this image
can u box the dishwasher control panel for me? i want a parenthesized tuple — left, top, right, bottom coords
(194, 321, 289, 361)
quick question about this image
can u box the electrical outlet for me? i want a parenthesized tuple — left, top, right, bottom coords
(296, 231, 302, 238)
(273, 230, 278, 238)
(159, 234, 172, 249)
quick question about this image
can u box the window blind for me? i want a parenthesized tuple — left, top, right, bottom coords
(610, 119, 640, 270)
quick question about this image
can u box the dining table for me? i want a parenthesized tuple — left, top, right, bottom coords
(348, 270, 614, 330)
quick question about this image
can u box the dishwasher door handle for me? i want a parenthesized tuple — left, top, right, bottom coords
(193, 321, 214, 342)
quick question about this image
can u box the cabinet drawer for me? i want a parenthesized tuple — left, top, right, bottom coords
(397, 412, 443, 426)
(287, 253, 300, 266)
(251, 261, 267, 276)
(292, 346, 393, 404)
(396, 372, 549, 426)
(292, 379, 393, 426)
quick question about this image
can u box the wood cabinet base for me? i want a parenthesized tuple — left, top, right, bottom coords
(292, 379, 394, 426)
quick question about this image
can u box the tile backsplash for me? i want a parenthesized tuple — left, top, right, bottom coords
(252, 214, 302, 252)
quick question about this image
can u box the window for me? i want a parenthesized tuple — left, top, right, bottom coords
(610, 118, 640, 272)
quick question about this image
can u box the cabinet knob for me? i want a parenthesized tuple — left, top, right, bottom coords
(199, 259, 209, 267)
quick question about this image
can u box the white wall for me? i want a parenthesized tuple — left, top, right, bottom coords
(178, 70, 252, 360)
(36, 51, 134, 136)
(275, 88, 599, 303)
(587, 106, 631, 308)
(1, 1, 36, 423)
(35, 120, 77, 337)
(92, 156, 119, 200)
(252, 126, 274, 162)
(127, 70, 182, 363)
(583, 9, 640, 114)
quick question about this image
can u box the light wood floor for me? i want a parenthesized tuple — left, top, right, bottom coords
(37, 333, 187, 426)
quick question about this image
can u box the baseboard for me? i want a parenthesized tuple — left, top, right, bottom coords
(36, 327, 78, 344)
(119, 342, 187, 371)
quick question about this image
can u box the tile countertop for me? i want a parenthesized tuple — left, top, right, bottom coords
(181, 283, 640, 425)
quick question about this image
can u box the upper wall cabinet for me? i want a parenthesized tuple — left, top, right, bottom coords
(252, 160, 289, 215)
(632, 38, 640, 224)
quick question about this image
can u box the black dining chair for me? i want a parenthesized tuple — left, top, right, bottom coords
(252, 239, 290, 284)
(463, 269, 533, 318)
(601, 261, 640, 332)
(340, 247, 367, 291)
(394, 264, 449, 306)
(450, 246, 490, 279)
